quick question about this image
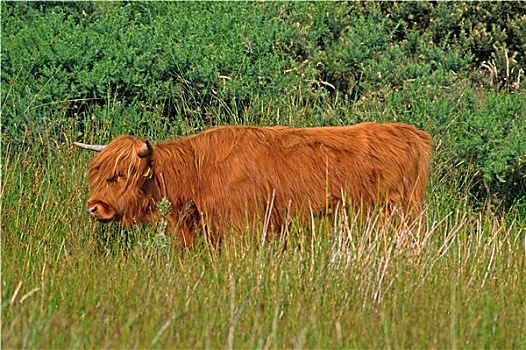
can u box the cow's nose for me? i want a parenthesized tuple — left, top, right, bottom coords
(87, 205, 97, 215)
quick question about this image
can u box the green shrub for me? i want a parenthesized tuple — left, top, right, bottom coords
(2, 1, 525, 207)
(388, 2, 526, 92)
(447, 92, 525, 206)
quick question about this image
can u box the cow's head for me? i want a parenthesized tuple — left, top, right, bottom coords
(76, 136, 154, 224)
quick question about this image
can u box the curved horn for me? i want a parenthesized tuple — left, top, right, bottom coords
(137, 140, 153, 158)
(74, 142, 106, 152)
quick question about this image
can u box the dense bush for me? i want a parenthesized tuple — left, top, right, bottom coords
(2, 1, 525, 206)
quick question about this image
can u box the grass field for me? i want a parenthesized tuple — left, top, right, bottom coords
(2, 127, 525, 349)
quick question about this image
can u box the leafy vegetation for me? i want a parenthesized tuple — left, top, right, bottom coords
(2, 2, 525, 348)
(2, 1, 525, 203)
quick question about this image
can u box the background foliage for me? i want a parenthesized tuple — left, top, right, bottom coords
(2, 1, 525, 206)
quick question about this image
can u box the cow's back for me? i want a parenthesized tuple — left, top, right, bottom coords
(182, 123, 431, 233)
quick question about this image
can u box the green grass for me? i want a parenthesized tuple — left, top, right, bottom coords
(2, 129, 525, 349)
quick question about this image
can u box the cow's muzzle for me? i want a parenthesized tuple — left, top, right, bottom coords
(86, 200, 115, 222)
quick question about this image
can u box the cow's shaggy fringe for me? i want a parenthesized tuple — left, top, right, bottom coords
(83, 123, 432, 247)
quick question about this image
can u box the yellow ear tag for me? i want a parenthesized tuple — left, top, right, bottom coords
(143, 166, 153, 178)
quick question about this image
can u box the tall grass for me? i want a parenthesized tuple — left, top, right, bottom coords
(2, 123, 525, 348)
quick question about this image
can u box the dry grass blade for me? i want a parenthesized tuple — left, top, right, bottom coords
(9, 281, 23, 306)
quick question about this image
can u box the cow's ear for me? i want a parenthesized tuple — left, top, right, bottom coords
(136, 140, 153, 158)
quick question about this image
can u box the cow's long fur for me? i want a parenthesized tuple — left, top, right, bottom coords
(84, 123, 432, 246)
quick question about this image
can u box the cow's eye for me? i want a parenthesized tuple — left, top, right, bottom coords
(107, 173, 126, 183)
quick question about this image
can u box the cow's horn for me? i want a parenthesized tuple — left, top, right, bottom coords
(74, 142, 106, 152)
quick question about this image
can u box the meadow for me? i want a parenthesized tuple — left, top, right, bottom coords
(2, 108, 525, 349)
(2, 2, 525, 348)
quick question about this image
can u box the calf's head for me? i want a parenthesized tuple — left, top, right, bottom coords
(77, 136, 154, 224)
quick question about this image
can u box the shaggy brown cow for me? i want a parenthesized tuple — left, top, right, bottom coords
(76, 122, 432, 247)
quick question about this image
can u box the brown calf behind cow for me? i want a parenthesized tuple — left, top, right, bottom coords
(75, 122, 432, 247)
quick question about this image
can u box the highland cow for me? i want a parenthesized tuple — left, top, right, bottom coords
(75, 123, 432, 247)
